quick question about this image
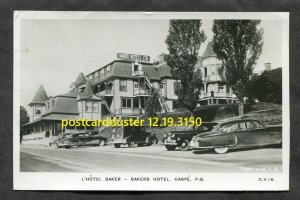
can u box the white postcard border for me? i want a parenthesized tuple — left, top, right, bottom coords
(13, 11, 290, 191)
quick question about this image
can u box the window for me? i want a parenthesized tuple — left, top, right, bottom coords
(92, 102, 98, 112)
(174, 82, 181, 93)
(107, 65, 111, 75)
(95, 72, 98, 80)
(85, 101, 92, 112)
(35, 109, 41, 114)
(134, 82, 139, 89)
(218, 84, 225, 92)
(227, 122, 247, 132)
(100, 69, 104, 78)
(122, 98, 132, 108)
(246, 121, 264, 130)
(120, 80, 127, 91)
(160, 84, 164, 89)
(89, 75, 93, 80)
(133, 97, 139, 108)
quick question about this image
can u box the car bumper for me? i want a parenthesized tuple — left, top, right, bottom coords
(162, 138, 178, 146)
(189, 140, 200, 148)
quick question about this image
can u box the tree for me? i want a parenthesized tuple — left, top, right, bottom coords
(145, 89, 162, 117)
(212, 20, 263, 115)
(250, 68, 282, 104)
(20, 106, 30, 143)
(165, 20, 206, 115)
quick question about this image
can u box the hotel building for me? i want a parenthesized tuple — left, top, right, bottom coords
(23, 42, 238, 144)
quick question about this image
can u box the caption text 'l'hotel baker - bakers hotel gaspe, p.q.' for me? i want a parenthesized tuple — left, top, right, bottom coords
(22, 42, 238, 145)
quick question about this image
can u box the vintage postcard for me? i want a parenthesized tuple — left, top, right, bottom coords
(13, 11, 289, 191)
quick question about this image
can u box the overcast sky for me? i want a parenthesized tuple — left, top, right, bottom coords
(20, 19, 282, 111)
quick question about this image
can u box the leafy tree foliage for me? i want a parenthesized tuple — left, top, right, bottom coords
(212, 20, 263, 103)
(145, 89, 164, 117)
(165, 20, 206, 114)
(250, 68, 282, 104)
(20, 106, 30, 143)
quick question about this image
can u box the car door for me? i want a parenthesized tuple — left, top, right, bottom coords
(226, 122, 249, 146)
(247, 121, 281, 145)
(77, 134, 86, 145)
(204, 123, 236, 147)
(245, 121, 267, 146)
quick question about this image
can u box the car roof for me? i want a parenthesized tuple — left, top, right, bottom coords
(218, 118, 259, 126)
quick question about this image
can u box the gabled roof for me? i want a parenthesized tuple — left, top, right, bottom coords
(202, 41, 217, 59)
(43, 96, 79, 116)
(74, 72, 86, 86)
(29, 85, 48, 105)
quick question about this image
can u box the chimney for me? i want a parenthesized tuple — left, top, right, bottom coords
(157, 53, 166, 64)
(264, 63, 271, 71)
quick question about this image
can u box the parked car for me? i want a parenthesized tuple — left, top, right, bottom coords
(54, 132, 73, 148)
(189, 118, 282, 154)
(162, 122, 218, 151)
(59, 131, 107, 149)
(111, 126, 158, 148)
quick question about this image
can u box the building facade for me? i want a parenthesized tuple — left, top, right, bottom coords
(23, 46, 238, 144)
(198, 41, 237, 105)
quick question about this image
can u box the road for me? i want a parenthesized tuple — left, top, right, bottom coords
(20, 144, 282, 173)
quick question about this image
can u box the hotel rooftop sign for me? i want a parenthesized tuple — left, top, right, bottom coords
(117, 53, 150, 63)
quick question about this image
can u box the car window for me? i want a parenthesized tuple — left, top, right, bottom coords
(246, 121, 259, 130)
(218, 124, 231, 133)
(227, 122, 246, 132)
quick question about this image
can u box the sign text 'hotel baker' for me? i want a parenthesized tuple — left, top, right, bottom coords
(117, 53, 150, 63)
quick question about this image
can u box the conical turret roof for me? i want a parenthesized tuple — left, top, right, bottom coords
(80, 80, 94, 98)
(29, 85, 48, 105)
(74, 72, 86, 86)
(202, 41, 217, 59)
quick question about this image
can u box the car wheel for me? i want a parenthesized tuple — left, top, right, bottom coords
(165, 145, 176, 151)
(179, 139, 190, 151)
(147, 138, 157, 146)
(214, 147, 229, 154)
(128, 141, 135, 148)
(114, 143, 121, 148)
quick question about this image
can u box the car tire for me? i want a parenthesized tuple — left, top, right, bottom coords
(165, 145, 176, 151)
(146, 138, 157, 146)
(114, 144, 121, 148)
(128, 141, 135, 148)
(214, 147, 229, 154)
(179, 139, 190, 151)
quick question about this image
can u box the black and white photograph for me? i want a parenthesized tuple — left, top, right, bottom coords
(13, 12, 289, 191)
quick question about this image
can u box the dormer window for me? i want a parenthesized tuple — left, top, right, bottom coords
(35, 109, 41, 114)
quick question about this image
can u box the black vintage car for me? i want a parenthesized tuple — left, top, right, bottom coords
(162, 122, 218, 151)
(59, 131, 107, 149)
(189, 118, 282, 154)
(111, 126, 158, 148)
